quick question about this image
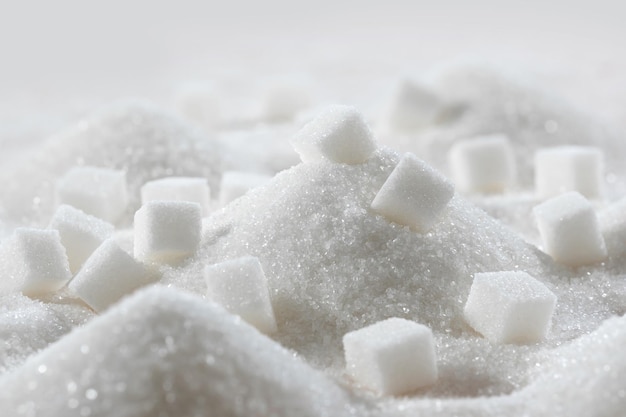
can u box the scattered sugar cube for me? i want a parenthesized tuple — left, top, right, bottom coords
(371, 153, 454, 232)
(48, 204, 115, 274)
(133, 201, 202, 264)
(464, 271, 557, 344)
(69, 239, 158, 312)
(263, 82, 310, 122)
(12, 228, 72, 297)
(204, 256, 277, 334)
(56, 166, 129, 223)
(343, 317, 438, 395)
(448, 134, 517, 194)
(174, 83, 220, 130)
(535, 146, 604, 199)
(141, 177, 211, 216)
(533, 191, 607, 266)
(290, 105, 377, 165)
(599, 196, 626, 257)
(219, 171, 272, 207)
(385, 80, 440, 132)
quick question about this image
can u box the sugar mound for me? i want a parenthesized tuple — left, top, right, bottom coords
(0, 286, 361, 417)
(387, 66, 624, 191)
(171, 148, 558, 372)
(0, 100, 222, 228)
(0, 293, 92, 374)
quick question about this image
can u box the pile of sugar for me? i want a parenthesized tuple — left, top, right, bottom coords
(0, 68, 625, 416)
(0, 100, 222, 231)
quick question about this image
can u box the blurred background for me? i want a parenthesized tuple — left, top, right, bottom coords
(1, 0, 626, 139)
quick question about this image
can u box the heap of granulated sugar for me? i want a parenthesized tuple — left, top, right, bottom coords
(0, 292, 92, 374)
(167, 149, 559, 367)
(382, 65, 624, 194)
(0, 286, 362, 417)
(0, 100, 222, 229)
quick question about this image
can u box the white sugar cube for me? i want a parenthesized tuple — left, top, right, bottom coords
(290, 105, 377, 165)
(385, 80, 440, 133)
(464, 271, 557, 344)
(535, 146, 604, 199)
(599, 197, 626, 257)
(56, 166, 129, 223)
(69, 239, 158, 312)
(141, 177, 211, 216)
(175, 83, 220, 130)
(204, 256, 277, 334)
(449, 134, 516, 194)
(263, 82, 310, 122)
(219, 171, 272, 207)
(48, 204, 115, 274)
(343, 318, 438, 395)
(13, 228, 72, 297)
(533, 192, 607, 266)
(133, 201, 202, 264)
(371, 153, 454, 232)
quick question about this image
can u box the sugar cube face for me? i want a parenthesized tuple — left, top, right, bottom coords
(535, 146, 604, 199)
(13, 228, 72, 297)
(599, 197, 626, 257)
(204, 256, 277, 334)
(449, 134, 517, 194)
(69, 239, 158, 312)
(464, 271, 557, 344)
(343, 318, 438, 395)
(141, 177, 211, 216)
(533, 191, 607, 266)
(48, 204, 115, 274)
(219, 171, 272, 207)
(386, 80, 440, 132)
(56, 166, 129, 223)
(290, 105, 377, 165)
(134, 201, 202, 264)
(371, 153, 455, 232)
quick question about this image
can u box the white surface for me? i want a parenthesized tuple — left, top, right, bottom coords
(464, 271, 557, 344)
(533, 191, 607, 266)
(449, 134, 516, 194)
(290, 105, 377, 164)
(69, 239, 157, 312)
(204, 256, 277, 334)
(343, 317, 438, 395)
(133, 201, 202, 264)
(141, 177, 211, 217)
(56, 166, 128, 223)
(371, 153, 454, 232)
(48, 204, 114, 273)
(12, 228, 71, 297)
(534, 146, 604, 199)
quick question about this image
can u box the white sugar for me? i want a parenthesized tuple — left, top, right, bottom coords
(0, 286, 357, 417)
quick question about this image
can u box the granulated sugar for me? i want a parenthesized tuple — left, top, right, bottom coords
(0, 101, 222, 229)
(0, 67, 625, 416)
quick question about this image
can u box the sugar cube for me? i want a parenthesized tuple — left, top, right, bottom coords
(290, 105, 377, 165)
(69, 239, 158, 312)
(263, 82, 310, 122)
(219, 171, 272, 207)
(48, 204, 115, 273)
(533, 191, 607, 266)
(464, 271, 557, 344)
(133, 201, 202, 264)
(141, 177, 211, 216)
(343, 318, 438, 395)
(56, 166, 129, 223)
(204, 256, 277, 334)
(174, 83, 220, 130)
(448, 134, 516, 194)
(12, 228, 72, 297)
(385, 80, 440, 132)
(599, 196, 626, 257)
(535, 146, 604, 199)
(371, 153, 454, 232)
